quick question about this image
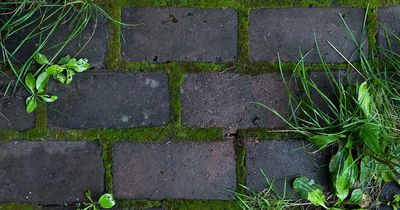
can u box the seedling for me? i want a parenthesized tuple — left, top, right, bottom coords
(78, 191, 115, 210)
(24, 52, 90, 113)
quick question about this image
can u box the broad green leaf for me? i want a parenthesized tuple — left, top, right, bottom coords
(26, 98, 37, 113)
(309, 134, 345, 149)
(46, 65, 64, 76)
(58, 55, 71, 65)
(334, 152, 358, 201)
(98, 193, 115, 209)
(358, 81, 371, 118)
(65, 58, 90, 72)
(33, 53, 49, 65)
(36, 71, 49, 92)
(293, 177, 328, 208)
(55, 73, 66, 84)
(382, 170, 398, 183)
(358, 123, 382, 154)
(66, 69, 75, 85)
(348, 189, 363, 205)
(25, 73, 35, 93)
(39, 95, 58, 103)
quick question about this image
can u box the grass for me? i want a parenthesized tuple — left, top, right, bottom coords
(247, 7, 400, 209)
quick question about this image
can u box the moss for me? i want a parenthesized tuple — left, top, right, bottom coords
(117, 199, 162, 209)
(0, 203, 41, 210)
(168, 66, 184, 126)
(234, 139, 246, 194)
(238, 128, 301, 139)
(0, 126, 221, 142)
(99, 140, 113, 193)
(163, 200, 240, 210)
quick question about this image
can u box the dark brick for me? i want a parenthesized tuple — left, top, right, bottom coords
(250, 8, 367, 63)
(245, 138, 331, 196)
(113, 140, 236, 200)
(378, 7, 400, 54)
(0, 75, 34, 131)
(47, 71, 169, 129)
(2, 9, 107, 67)
(0, 140, 104, 204)
(181, 73, 295, 129)
(381, 183, 400, 203)
(121, 8, 238, 63)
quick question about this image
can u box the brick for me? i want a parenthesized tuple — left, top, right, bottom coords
(47, 71, 169, 129)
(181, 73, 295, 129)
(378, 7, 400, 54)
(3, 9, 108, 67)
(0, 75, 34, 131)
(113, 140, 236, 200)
(245, 139, 331, 196)
(121, 8, 238, 63)
(249, 8, 367, 63)
(0, 140, 104, 204)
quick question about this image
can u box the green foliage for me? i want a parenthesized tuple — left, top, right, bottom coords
(78, 191, 115, 210)
(252, 7, 400, 210)
(387, 194, 400, 210)
(293, 177, 328, 208)
(24, 53, 89, 113)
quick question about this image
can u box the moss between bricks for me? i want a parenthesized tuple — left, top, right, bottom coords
(163, 200, 241, 210)
(234, 139, 246, 195)
(0, 203, 41, 210)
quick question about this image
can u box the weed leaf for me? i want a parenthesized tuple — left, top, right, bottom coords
(25, 73, 36, 93)
(26, 98, 37, 113)
(348, 188, 363, 205)
(293, 177, 328, 208)
(309, 134, 345, 149)
(46, 65, 65, 76)
(358, 123, 382, 154)
(33, 53, 49, 65)
(98, 193, 115, 209)
(36, 72, 50, 92)
(39, 95, 58, 103)
(358, 81, 371, 118)
(65, 58, 90, 72)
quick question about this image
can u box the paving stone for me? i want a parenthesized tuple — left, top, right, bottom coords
(3, 9, 108, 67)
(121, 8, 238, 63)
(0, 140, 104, 204)
(113, 140, 236, 200)
(0, 75, 34, 131)
(378, 7, 400, 54)
(47, 71, 169, 129)
(181, 73, 295, 129)
(245, 138, 331, 196)
(249, 8, 367, 63)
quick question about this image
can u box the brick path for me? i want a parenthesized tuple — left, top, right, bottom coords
(1, 2, 400, 210)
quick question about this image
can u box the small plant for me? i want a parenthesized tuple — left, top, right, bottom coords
(24, 52, 90, 113)
(387, 194, 400, 210)
(78, 191, 115, 210)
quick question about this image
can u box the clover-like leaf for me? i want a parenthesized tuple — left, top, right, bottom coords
(33, 53, 49, 65)
(98, 193, 115, 209)
(25, 73, 36, 93)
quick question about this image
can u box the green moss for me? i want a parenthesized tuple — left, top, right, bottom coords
(99, 140, 113, 193)
(238, 128, 301, 139)
(0, 126, 221, 142)
(117, 199, 162, 209)
(163, 200, 240, 210)
(168, 66, 184, 126)
(234, 139, 246, 194)
(0, 203, 41, 210)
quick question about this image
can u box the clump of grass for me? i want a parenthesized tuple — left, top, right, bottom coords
(250, 7, 400, 210)
(235, 171, 310, 210)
